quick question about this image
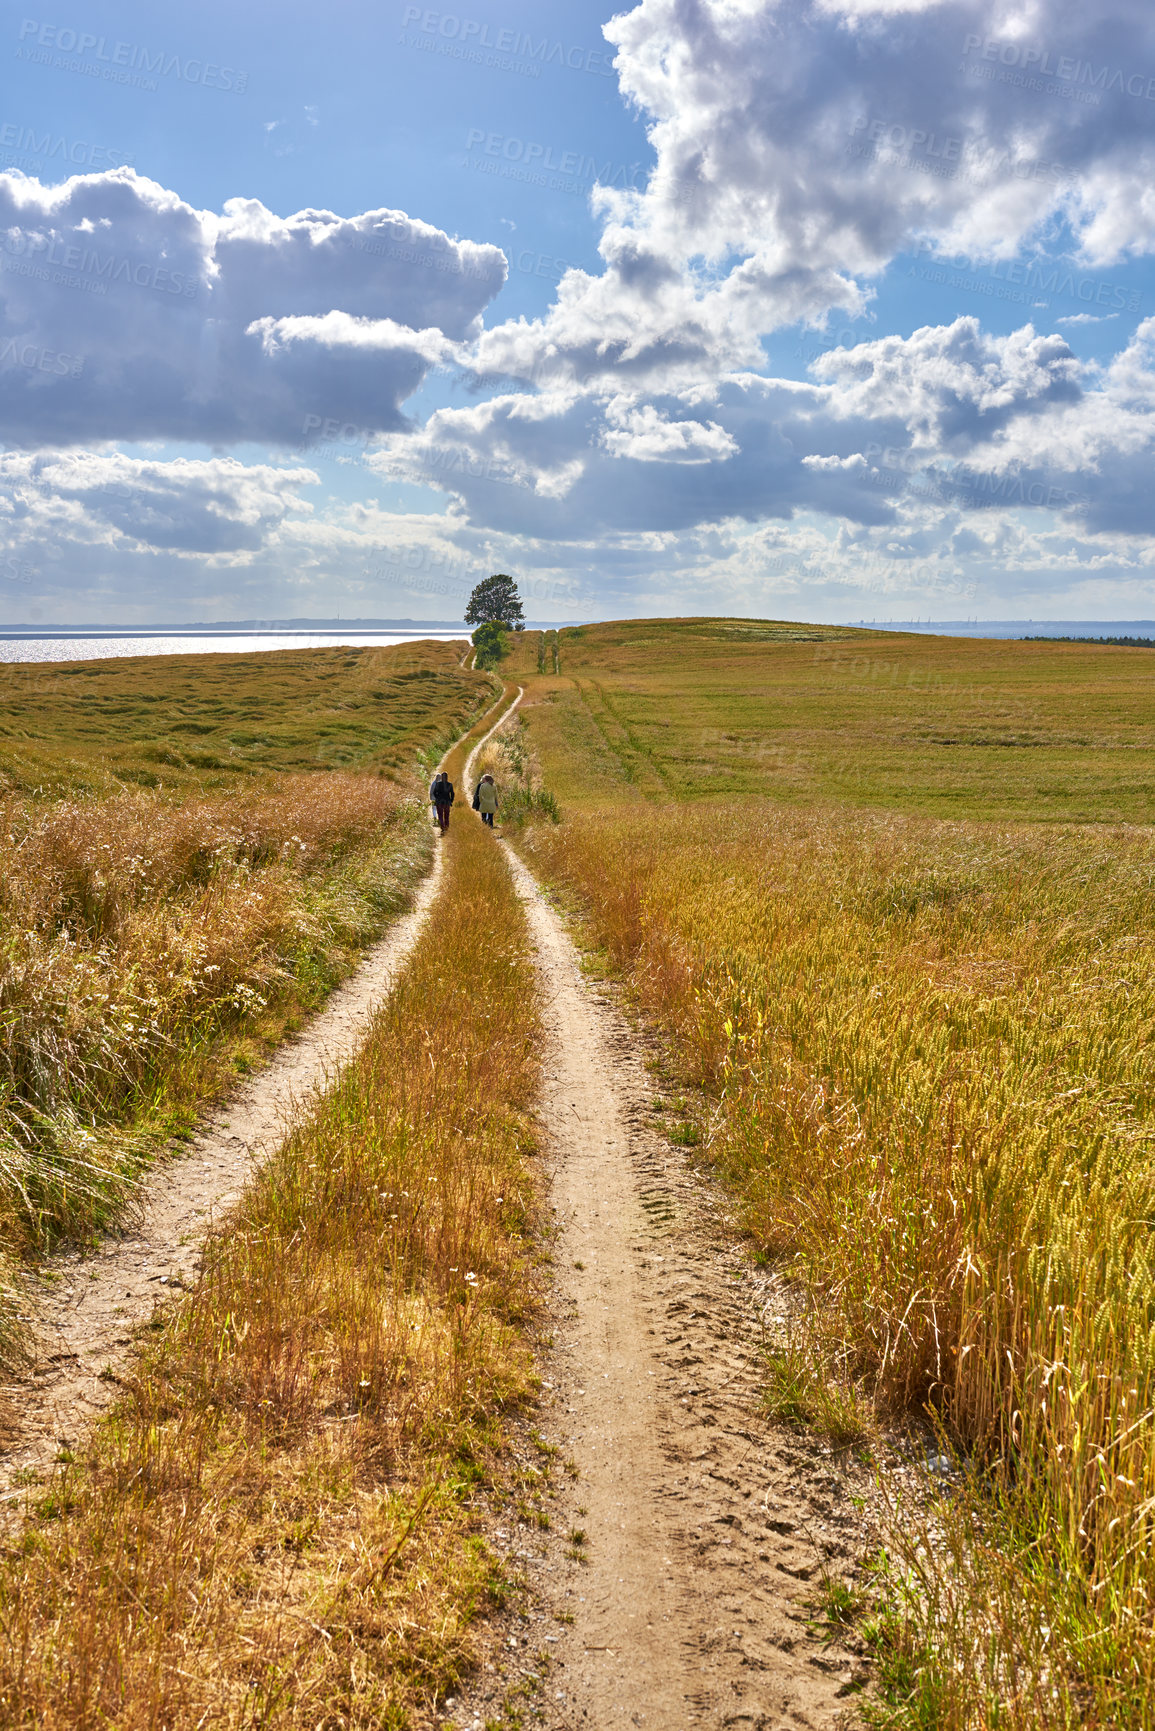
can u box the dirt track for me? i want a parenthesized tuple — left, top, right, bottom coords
(1, 683, 873, 1722)
(450, 845, 872, 1731)
(0, 835, 448, 1496)
(0, 682, 520, 1499)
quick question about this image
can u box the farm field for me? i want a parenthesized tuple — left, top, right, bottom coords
(501, 619, 1155, 1728)
(0, 640, 484, 795)
(518, 617, 1155, 824)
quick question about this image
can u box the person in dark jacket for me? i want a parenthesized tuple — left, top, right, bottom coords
(430, 770, 454, 832)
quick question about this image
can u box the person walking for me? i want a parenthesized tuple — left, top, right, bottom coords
(476, 773, 499, 827)
(430, 769, 454, 832)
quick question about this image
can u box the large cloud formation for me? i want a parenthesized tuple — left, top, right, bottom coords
(0, 450, 316, 555)
(0, 169, 505, 448)
(473, 0, 1155, 390)
(382, 0, 1155, 589)
(6, 0, 1155, 619)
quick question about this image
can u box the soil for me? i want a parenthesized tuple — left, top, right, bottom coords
(445, 846, 876, 1731)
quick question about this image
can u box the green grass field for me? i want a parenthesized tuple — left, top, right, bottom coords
(8, 618, 1155, 1727)
(0, 639, 483, 794)
(511, 618, 1155, 823)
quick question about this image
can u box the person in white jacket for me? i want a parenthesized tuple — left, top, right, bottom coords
(476, 774, 499, 827)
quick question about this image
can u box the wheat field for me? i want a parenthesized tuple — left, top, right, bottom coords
(507, 619, 1155, 1728)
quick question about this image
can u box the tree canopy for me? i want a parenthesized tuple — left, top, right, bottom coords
(465, 574, 525, 630)
(470, 620, 509, 669)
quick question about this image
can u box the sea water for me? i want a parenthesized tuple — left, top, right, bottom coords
(0, 631, 469, 664)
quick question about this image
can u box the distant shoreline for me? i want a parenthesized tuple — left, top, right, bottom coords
(2, 617, 1153, 645)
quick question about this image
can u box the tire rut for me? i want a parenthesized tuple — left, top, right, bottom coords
(454, 845, 875, 1731)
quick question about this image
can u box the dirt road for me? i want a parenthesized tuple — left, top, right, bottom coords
(476, 846, 870, 1731)
(1, 677, 872, 1723)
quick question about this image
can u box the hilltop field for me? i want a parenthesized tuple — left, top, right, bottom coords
(2, 619, 1154, 1730)
(0, 639, 484, 795)
(518, 616, 1155, 822)
(0, 638, 490, 1285)
(499, 618, 1155, 1728)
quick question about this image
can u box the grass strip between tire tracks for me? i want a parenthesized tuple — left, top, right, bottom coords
(0, 689, 545, 1728)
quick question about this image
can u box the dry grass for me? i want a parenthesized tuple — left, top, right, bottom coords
(0, 731, 542, 1728)
(0, 776, 431, 1270)
(468, 714, 561, 830)
(520, 789, 1155, 1725)
(0, 638, 491, 1313)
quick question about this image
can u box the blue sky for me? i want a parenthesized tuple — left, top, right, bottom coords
(3, 0, 1155, 624)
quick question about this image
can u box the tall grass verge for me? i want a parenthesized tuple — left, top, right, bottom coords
(0, 765, 541, 1727)
(469, 714, 561, 831)
(0, 777, 431, 1281)
(521, 802, 1155, 1726)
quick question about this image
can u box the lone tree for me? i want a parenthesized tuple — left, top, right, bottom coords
(465, 573, 525, 631)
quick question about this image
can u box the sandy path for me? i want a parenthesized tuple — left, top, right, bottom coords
(463, 684, 522, 783)
(478, 846, 871, 1731)
(0, 682, 521, 1497)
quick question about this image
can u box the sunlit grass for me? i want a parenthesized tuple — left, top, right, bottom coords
(1, 775, 427, 1246)
(0, 639, 485, 795)
(0, 641, 484, 1361)
(469, 711, 562, 831)
(510, 619, 1155, 1727)
(506, 617, 1155, 824)
(0, 718, 543, 1728)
